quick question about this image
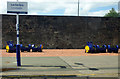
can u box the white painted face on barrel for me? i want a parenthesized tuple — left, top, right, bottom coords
(32, 44, 34, 47)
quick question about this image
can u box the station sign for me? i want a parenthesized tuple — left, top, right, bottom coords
(7, 2, 28, 14)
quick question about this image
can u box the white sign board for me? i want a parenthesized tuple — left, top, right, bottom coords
(7, 2, 28, 14)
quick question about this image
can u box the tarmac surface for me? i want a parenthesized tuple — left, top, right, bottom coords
(0, 49, 120, 79)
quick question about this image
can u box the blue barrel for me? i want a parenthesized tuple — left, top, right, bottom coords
(96, 45, 100, 53)
(107, 45, 119, 53)
(6, 41, 16, 53)
(28, 44, 32, 49)
(31, 44, 43, 52)
(102, 45, 107, 53)
(96, 45, 106, 53)
(38, 44, 43, 52)
(20, 44, 31, 52)
(85, 42, 96, 53)
(32, 44, 38, 52)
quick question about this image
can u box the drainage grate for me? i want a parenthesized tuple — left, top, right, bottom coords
(74, 63, 84, 65)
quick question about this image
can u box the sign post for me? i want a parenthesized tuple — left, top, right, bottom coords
(118, 1, 120, 13)
(16, 13, 21, 66)
(7, 1, 28, 66)
(78, 0, 79, 16)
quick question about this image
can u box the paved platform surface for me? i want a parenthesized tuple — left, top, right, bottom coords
(1, 56, 119, 78)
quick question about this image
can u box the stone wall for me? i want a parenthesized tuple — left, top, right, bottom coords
(2, 14, 120, 48)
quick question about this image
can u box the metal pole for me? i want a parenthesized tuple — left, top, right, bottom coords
(16, 0, 21, 66)
(17, 0, 19, 45)
(16, 14, 19, 45)
(118, 1, 120, 15)
(78, 0, 79, 16)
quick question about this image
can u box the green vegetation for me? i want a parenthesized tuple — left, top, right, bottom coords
(104, 8, 120, 17)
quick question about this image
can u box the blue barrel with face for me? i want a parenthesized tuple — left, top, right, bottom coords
(107, 45, 118, 53)
(103, 45, 107, 48)
(85, 42, 95, 53)
(32, 44, 38, 52)
(31, 44, 43, 52)
(102, 45, 107, 53)
(96, 45, 100, 53)
(20, 44, 25, 52)
(38, 44, 43, 52)
(28, 44, 32, 49)
(9, 45, 16, 53)
(6, 41, 16, 53)
(20, 44, 31, 52)
(116, 45, 119, 49)
(96, 45, 107, 53)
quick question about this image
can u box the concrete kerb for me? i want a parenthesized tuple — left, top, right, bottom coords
(1, 74, 119, 79)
